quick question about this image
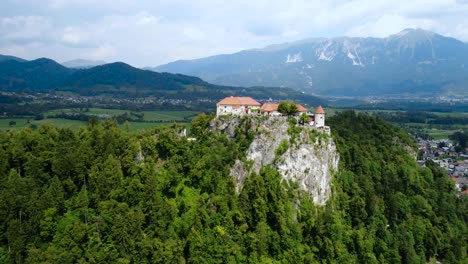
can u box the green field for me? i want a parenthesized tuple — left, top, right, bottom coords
(0, 118, 86, 131)
(140, 110, 198, 121)
(0, 118, 32, 130)
(45, 108, 199, 122)
(0, 117, 193, 132)
(325, 107, 393, 116)
(1, 108, 200, 132)
(401, 123, 463, 140)
(431, 112, 468, 118)
(426, 129, 457, 140)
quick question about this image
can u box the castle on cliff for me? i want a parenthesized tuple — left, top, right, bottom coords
(216, 96, 328, 129)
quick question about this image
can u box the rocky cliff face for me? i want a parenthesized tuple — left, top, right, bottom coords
(211, 116, 339, 205)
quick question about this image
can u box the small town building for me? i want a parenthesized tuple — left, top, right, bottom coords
(260, 102, 281, 116)
(216, 96, 261, 116)
(260, 102, 308, 116)
(296, 104, 308, 114)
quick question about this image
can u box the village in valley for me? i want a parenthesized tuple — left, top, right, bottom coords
(215, 96, 330, 134)
(418, 138, 468, 194)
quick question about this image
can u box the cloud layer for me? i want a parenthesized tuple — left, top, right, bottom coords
(1, 0, 468, 67)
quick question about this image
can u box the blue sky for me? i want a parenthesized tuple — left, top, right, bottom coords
(1, 0, 468, 67)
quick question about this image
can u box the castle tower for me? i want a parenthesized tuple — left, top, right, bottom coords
(315, 105, 326, 127)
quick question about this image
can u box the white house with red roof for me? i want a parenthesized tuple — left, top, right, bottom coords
(260, 102, 308, 116)
(216, 96, 261, 116)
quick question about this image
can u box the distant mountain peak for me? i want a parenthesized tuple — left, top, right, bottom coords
(99, 61, 129, 67)
(35, 57, 57, 63)
(62, 59, 107, 69)
(400, 28, 432, 34)
(390, 28, 437, 39)
(152, 28, 468, 97)
(95, 62, 137, 71)
(32, 58, 70, 68)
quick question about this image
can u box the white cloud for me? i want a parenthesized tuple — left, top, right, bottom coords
(135, 13, 160, 25)
(86, 44, 116, 60)
(346, 15, 435, 38)
(47, 0, 133, 10)
(1, 0, 468, 66)
(61, 27, 86, 45)
(0, 16, 51, 42)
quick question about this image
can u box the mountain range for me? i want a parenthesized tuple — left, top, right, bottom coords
(153, 29, 468, 97)
(0, 54, 27, 63)
(61, 59, 107, 69)
(0, 56, 324, 105)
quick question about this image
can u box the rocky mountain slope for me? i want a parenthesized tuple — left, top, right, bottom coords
(154, 29, 468, 97)
(211, 116, 339, 205)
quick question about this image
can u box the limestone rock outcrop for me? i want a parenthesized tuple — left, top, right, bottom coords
(211, 116, 339, 205)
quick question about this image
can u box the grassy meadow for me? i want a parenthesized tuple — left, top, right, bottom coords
(1, 108, 200, 132)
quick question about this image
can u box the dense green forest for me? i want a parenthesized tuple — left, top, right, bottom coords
(0, 111, 466, 263)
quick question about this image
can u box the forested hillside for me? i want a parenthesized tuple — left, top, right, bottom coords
(0, 57, 324, 106)
(0, 112, 466, 263)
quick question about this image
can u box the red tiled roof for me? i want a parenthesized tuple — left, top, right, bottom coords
(260, 102, 307, 112)
(315, 105, 325, 114)
(296, 104, 307, 112)
(260, 103, 279, 112)
(216, 96, 261, 107)
(463, 189, 468, 195)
